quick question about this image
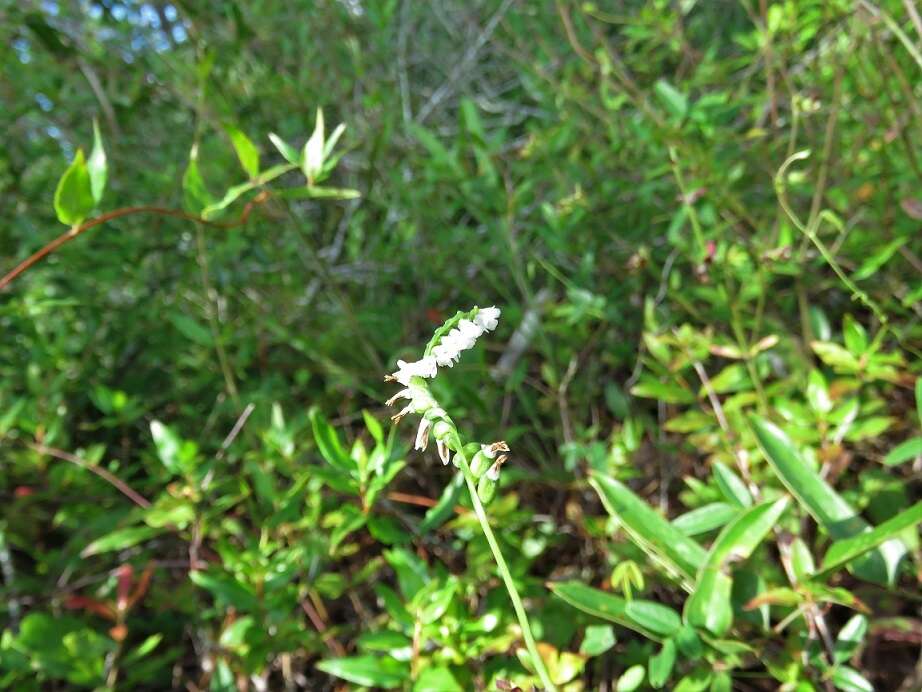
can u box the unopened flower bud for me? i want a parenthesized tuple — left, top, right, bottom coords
(477, 475, 496, 504)
(470, 450, 492, 478)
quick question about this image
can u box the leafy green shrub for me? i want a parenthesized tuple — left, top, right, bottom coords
(2, 1, 921, 690)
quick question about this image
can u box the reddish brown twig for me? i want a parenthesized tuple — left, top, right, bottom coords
(386, 490, 469, 514)
(0, 194, 269, 292)
(31, 444, 151, 509)
(301, 596, 346, 656)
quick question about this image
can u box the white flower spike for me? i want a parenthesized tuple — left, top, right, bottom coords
(389, 306, 500, 383)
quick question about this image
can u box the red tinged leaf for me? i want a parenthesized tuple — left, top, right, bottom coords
(65, 595, 116, 620)
(900, 198, 922, 220)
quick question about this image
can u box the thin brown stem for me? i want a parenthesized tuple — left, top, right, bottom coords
(0, 195, 269, 292)
(31, 444, 151, 509)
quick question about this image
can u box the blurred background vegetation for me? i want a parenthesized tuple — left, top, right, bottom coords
(1, 0, 921, 690)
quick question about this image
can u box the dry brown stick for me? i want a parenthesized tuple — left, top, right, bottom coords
(31, 444, 151, 509)
(301, 597, 346, 657)
(0, 194, 269, 292)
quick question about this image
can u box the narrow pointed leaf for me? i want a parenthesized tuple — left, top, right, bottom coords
(226, 125, 260, 178)
(818, 501, 922, 576)
(590, 473, 706, 583)
(750, 416, 906, 584)
(548, 581, 660, 640)
(884, 437, 922, 466)
(624, 601, 682, 638)
(268, 132, 300, 165)
(713, 462, 753, 508)
(684, 498, 788, 636)
(88, 119, 107, 203)
(672, 502, 738, 536)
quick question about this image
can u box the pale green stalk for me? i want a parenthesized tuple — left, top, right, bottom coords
(451, 434, 557, 692)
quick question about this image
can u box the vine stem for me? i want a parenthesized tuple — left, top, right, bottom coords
(453, 447, 558, 692)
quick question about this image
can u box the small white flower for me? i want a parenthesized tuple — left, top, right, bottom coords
(391, 404, 413, 424)
(390, 356, 438, 385)
(432, 342, 458, 367)
(414, 407, 447, 451)
(457, 319, 482, 340)
(486, 461, 502, 481)
(386, 388, 412, 407)
(447, 327, 476, 351)
(474, 306, 500, 332)
(415, 417, 432, 451)
(416, 356, 438, 378)
(436, 438, 451, 465)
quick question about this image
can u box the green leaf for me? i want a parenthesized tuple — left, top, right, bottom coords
(853, 237, 906, 281)
(655, 79, 688, 119)
(834, 614, 867, 665)
(710, 672, 733, 692)
(818, 501, 922, 576)
(704, 497, 789, 567)
(590, 473, 707, 583)
(830, 666, 873, 692)
(675, 624, 703, 659)
(704, 364, 749, 395)
(580, 624, 616, 657)
(170, 314, 213, 346)
(630, 376, 696, 404)
(150, 420, 198, 475)
(54, 149, 95, 225)
(81, 525, 162, 557)
(624, 600, 682, 637)
(712, 462, 753, 508)
(316, 655, 408, 689)
(144, 496, 195, 529)
(806, 369, 832, 415)
(548, 581, 658, 639)
(683, 568, 732, 636)
(842, 315, 868, 355)
(189, 569, 259, 610)
(672, 503, 738, 536)
(420, 472, 464, 534)
(413, 667, 463, 692)
(309, 407, 356, 473)
(790, 537, 816, 582)
(811, 342, 860, 372)
(685, 498, 788, 636)
(616, 665, 646, 692)
(226, 125, 260, 178)
(182, 145, 214, 213)
(884, 437, 922, 466)
(88, 119, 107, 204)
(384, 547, 429, 600)
(751, 416, 906, 584)
(329, 504, 367, 552)
(268, 132, 300, 165)
(323, 122, 346, 159)
(648, 638, 676, 689)
(200, 163, 295, 219)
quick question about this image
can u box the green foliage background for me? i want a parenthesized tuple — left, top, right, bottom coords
(1, 1, 920, 690)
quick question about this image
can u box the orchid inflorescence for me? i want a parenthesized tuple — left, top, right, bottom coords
(384, 306, 507, 500)
(382, 305, 558, 691)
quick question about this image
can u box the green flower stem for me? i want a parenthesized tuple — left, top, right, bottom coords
(453, 445, 558, 692)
